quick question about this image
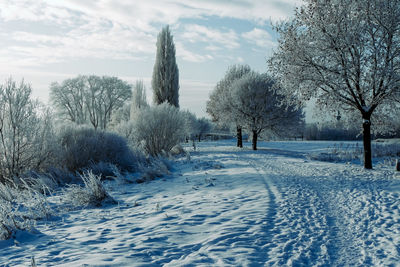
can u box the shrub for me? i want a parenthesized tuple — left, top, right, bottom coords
(0, 180, 52, 240)
(136, 157, 172, 183)
(58, 125, 139, 173)
(131, 103, 187, 156)
(0, 78, 58, 183)
(0, 199, 36, 240)
(63, 171, 116, 208)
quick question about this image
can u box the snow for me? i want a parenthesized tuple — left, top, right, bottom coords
(1, 139, 400, 266)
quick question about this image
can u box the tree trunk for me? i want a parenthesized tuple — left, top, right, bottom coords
(236, 126, 243, 148)
(198, 134, 201, 142)
(252, 130, 257, 150)
(362, 114, 373, 169)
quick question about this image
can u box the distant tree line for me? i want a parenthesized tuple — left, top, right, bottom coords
(304, 123, 361, 141)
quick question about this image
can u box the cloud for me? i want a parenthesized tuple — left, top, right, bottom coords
(182, 24, 239, 50)
(2, 20, 156, 69)
(242, 28, 276, 48)
(0, 0, 299, 69)
(0, 1, 300, 28)
(176, 42, 214, 63)
(47, 0, 300, 28)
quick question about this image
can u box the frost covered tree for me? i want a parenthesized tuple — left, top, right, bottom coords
(97, 76, 131, 130)
(207, 65, 252, 147)
(131, 80, 148, 119)
(269, 0, 400, 169)
(50, 75, 131, 130)
(182, 110, 198, 142)
(50, 76, 87, 125)
(196, 117, 212, 142)
(152, 25, 179, 107)
(231, 72, 304, 150)
(85, 75, 103, 130)
(110, 80, 148, 128)
(0, 78, 56, 182)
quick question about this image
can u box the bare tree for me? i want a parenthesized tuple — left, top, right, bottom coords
(85, 75, 103, 130)
(100, 76, 132, 129)
(152, 25, 180, 107)
(50, 75, 131, 130)
(269, 0, 400, 168)
(50, 76, 87, 125)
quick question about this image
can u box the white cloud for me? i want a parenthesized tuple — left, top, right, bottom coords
(2, 20, 156, 69)
(0, 1, 300, 29)
(205, 45, 222, 51)
(176, 42, 214, 63)
(182, 24, 239, 50)
(0, 0, 299, 68)
(242, 28, 276, 48)
(47, 0, 300, 28)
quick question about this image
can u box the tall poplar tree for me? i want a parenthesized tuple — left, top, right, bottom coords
(152, 25, 180, 108)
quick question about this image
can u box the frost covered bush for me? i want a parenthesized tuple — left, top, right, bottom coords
(0, 180, 52, 240)
(0, 199, 35, 240)
(0, 78, 58, 183)
(130, 103, 187, 156)
(136, 157, 172, 183)
(63, 171, 115, 208)
(18, 173, 57, 195)
(113, 120, 137, 148)
(58, 125, 139, 173)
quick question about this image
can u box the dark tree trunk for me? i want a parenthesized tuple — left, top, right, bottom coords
(362, 113, 373, 169)
(252, 130, 258, 150)
(198, 134, 201, 142)
(236, 126, 243, 148)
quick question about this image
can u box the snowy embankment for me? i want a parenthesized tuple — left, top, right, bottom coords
(1, 140, 400, 266)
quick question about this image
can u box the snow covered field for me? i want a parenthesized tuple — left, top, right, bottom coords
(1, 140, 400, 266)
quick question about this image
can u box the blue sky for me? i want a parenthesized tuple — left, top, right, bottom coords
(0, 0, 302, 118)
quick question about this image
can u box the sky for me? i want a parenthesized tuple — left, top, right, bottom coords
(0, 0, 303, 119)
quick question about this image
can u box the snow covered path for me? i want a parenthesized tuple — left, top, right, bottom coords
(2, 140, 400, 266)
(237, 145, 400, 266)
